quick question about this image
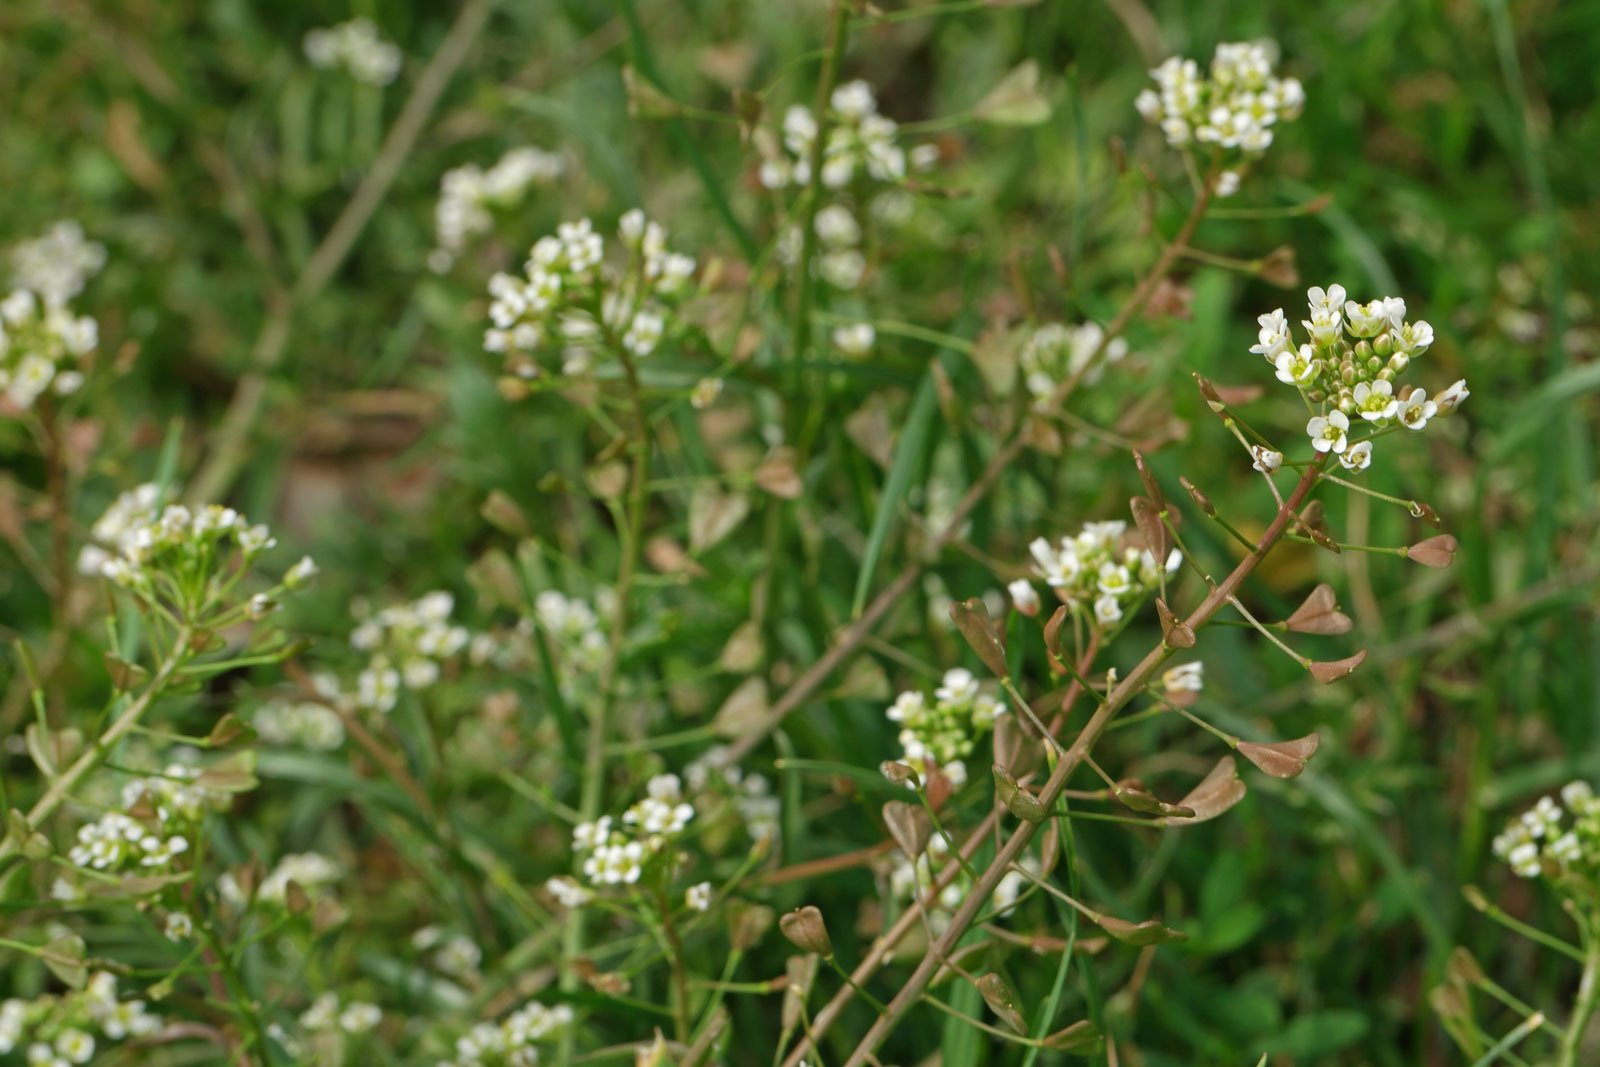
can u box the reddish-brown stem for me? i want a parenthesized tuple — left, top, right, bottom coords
(827, 458, 1325, 1065)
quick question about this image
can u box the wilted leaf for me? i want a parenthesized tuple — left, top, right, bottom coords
(1174, 757, 1248, 823)
(974, 60, 1052, 125)
(1155, 598, 1195, 648)
(993, 765, 1047, 822)
(41, 934, 87, 989)
(1096, 915, 1187, 945)
(689, 487, 750, 552)
(949, 598, 1008, 678)
(1406, 533, 1458, 568)
(1284, 583, 1352, 635)
(976, 973, 1028, 1034)
(779, 905, 833, 957)
(711, 677, 768, 737)
(882, 800, 931, 858)
(1237, 733, 1320, 779)
(754, 448, 803, 499)
(1309, 650, 1367, 684)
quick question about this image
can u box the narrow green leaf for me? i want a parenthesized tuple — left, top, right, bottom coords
(852, 373, 939, 616)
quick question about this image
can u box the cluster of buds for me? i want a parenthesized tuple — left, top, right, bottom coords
(567, 774, 696, 890)
(303, 18, 402, 86)
(429, 146, 565, 273)
(0, 973, 162, 1064)
(1493, 782, 1599, 886)
(1017, 520, 1180, 627)
(0, 289, 97, 411)
(78, 485, 314, 627)
(1136, 41, 1304, 158)
(483, 212, 695, 381)
(445, 1000, 574, 1067)
(1250, 285, 1466, 472)
(883, 669, 1007, 789)
(1019, 321, 1128, 407)
(350, 591, 471, 712)
(9, 220, 106, 306)
(756, 80, 936, 191)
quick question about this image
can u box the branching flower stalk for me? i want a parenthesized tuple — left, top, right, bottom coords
(785, 458, 1326, 1065)
(0, 626, 193, 874)
(724, 165, 1223, 767)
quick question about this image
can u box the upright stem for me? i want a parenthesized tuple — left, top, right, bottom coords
(796, 458, 1325, 1066)
(1559, 931, 1600, 1067)
(561, 347, 653, 1008)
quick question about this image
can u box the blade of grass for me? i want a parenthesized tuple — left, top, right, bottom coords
(851, 372, 939, 617)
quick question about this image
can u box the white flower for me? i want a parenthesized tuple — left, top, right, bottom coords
(1250, 446, 1283, 473)
(164, 912, 194, 941)
(1432, 378, 1469, 414)
(1394, 318, 1434, 355)
(572, 816, 612, 851)
(1343, 299, 1388, 338)
(832, 322, 875, 358)
(340, 1003, 382, 1035)
(1007, 579, 1040, 617)
(1273, 344, 1317, 385)
(686, 882, 713, 912)
(1396, 386, 1436, 430)
(1338, 440, 1373, 472)
(284, 555, 318, 588)
(814, 205, 861, 248)
(1162, 661, 1204, 693)
(1307, 284, 1347, 316)
(935, 669, 979, 706)
(1352, 379, 1398, 421)
(831, 80, 877, 122)
(1249, 308, 1292, 359)
(1093, 594, 1123, 626)
(1306, 410, 1349, 454)
(547, 876, 592, 908)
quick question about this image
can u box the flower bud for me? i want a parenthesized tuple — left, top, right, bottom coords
(1373, 332, 1394, 357)
(1387, 352, 1410, 373)
(1354, 339, 1373, 362)
(1007, 579, 1040, 617)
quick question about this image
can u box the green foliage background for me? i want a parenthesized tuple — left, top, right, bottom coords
(2, 0, 1597, 1064)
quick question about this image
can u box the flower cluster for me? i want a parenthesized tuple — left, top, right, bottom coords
(66, 765, 230, 879)
(882, 669, 1006, 788)
(1, 289, 97, 411)
(254, 700, 346, 751)
(0, 973, 162, 1064)
(8, 221, 105, 306)
(483, 211, 695, 380)
(303, 18, 402, 86)
(568, 774, 696, 890)
(757, 80, 935, 191)
(1020, 520, 1180, 627)
(529, 590, 611, 685)
(778, 203, 868, 292)
(445, 1000, 573, 1067)
(413, 927, 483, 982)
(351, 591, 471, 712)
(685, 746, 782, 843)
(218, 852, 343, 912)
(887, 834, 1037, 935)
(299, 992, 382, 1037)
(1250, 285, 1466, 472)
(78, 486, 313, 625)
(429, 146, 566, 272)
(1136, 41, 1304, 162)
(1493, 782, 1599, 885)
(1019, 321, 1128, 406)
